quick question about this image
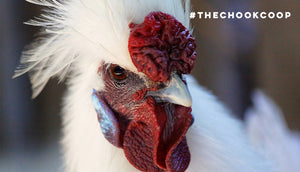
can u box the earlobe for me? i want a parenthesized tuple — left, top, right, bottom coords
(92, 89, 121, 148)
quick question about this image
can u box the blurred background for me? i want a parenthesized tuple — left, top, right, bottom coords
(0, 0, 299, 171)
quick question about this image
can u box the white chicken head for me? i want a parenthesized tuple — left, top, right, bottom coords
(91, 11, 196, 171)
(14, 0, 196, 171)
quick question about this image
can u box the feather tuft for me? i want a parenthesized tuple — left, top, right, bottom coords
(15, 0, 191, 98)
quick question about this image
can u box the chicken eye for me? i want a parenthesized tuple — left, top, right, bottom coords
(110, 65, 127, 81)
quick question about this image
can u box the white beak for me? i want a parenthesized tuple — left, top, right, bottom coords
(147, 73, 192, 107)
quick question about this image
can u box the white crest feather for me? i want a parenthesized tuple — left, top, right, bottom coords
(14, 0, 191, 98)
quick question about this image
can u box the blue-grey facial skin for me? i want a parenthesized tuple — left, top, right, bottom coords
(92, 89, 121, 147)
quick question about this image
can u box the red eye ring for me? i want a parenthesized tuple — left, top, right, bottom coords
(110, 64, 127, 81)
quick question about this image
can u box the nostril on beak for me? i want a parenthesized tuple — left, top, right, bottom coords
(146, 73, 192, 107)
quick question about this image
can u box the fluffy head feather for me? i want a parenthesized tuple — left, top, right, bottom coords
(15, 1, 194, 171)
(14, 0, 191, 98)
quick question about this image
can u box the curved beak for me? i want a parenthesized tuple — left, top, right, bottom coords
(147, 73, 192, 107)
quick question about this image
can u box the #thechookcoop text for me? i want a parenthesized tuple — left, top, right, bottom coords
(190, 11, 291, 19)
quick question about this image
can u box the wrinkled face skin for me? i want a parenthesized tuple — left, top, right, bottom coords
(92, 12, 196, 172)
(93, 64, 193, 172)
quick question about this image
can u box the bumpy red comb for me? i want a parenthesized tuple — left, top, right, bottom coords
(128, 11, 197, 82)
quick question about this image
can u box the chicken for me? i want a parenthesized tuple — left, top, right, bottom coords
(14, 0, 273, 171)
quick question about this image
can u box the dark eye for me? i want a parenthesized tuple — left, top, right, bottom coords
(110, 65, 127, 81)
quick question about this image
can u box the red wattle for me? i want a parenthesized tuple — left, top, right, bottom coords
(123, 98, 192, 172)
(123, 98, 164, 172)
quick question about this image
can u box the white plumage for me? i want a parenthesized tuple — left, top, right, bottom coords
(14, 0, 287, 171)
(245, 90, 300, 172)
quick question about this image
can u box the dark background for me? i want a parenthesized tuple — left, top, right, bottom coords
(0, 0, 299, 171)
